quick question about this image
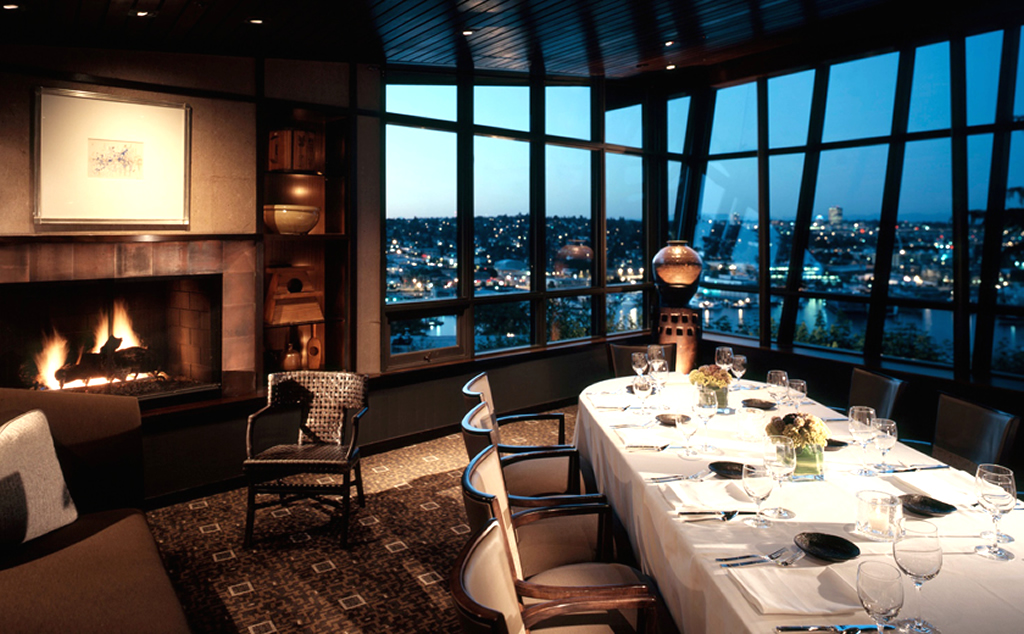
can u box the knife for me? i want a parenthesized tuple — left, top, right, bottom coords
(775, 626, 893, 632)
(890, 464, 950, 473)
(676, 510, 756, 515)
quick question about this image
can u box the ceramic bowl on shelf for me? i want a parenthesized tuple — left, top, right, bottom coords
(263, 204, 320, 235)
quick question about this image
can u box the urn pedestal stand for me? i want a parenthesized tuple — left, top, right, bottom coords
(652, 240, 704, 375)
(656, 307, 702, 374)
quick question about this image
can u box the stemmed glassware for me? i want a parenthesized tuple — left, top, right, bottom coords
(766, 370, 789, 407)
(893, 520, 942, 634)
(873, 418, 898, 473)
(730, 354, 747, 390)
(631, 351, 648, 377)
(974, 463, 1017, 561)
(848, 405, 878, 477)
(856, 561, 904, 634)
(647, 345, 669, 409)
(693, 387, 719, 452)
(788, 379, 807, 410)
(741, 464, 774, 528)
(762, 435, 796, 519)
(715, 346, 734, 375)
(674, 415, 700, 458)
(632, 374, 654, 417)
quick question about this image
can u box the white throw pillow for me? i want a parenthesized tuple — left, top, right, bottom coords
(0, 409, 78, 547)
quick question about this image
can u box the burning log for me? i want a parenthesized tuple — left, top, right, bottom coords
(52, 336, 164, 388)
(108, 346, 163, 382)
(54, 352, 105, 388)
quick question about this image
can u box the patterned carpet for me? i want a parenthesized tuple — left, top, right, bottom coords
(146, 407, 577, 634)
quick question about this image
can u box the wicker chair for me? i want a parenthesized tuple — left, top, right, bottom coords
(243, 371, 368, 547)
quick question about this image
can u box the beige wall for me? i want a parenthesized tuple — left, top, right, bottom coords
(0, 45, 257, 236)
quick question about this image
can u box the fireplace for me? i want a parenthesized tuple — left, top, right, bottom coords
(0, 276, 222, 403)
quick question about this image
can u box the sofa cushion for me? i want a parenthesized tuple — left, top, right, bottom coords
(0, 409, 78, 547)
(0, 508, 191, 633)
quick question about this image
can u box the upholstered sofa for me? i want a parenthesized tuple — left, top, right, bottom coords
(0, 387, 190, 633)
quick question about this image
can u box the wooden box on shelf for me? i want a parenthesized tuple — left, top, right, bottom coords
(264, 266, 324, 326)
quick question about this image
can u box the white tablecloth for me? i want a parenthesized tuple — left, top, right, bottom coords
(574, 374, 1024, 634)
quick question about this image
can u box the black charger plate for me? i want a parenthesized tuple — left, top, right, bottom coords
(742, 398, 776, 410)
(825, 438, 849, 451)
(708, 461, 745, 479)
(656, 413, 691, 426)
(899, 494, 957, 517)
(794, 532, 861, 562)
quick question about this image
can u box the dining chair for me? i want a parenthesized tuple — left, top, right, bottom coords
(930, 393, 1020, 473)
(847, 367, 906, 419)
(462, 371, 567, 445)
(462, 401, 589, 504)
(242, 370, 368, 547)
(608, 343, 677, 378)
(450, 516, 658, 634)
(462, 443, 661, 606)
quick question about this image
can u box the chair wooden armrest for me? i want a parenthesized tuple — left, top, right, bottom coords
(521, 594, 657, 632)
(500, 447, 584, 495)
(497, 411, 567, 445)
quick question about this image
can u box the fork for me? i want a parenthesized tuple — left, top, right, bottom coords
(716, 546, 788, 563)
(720, 547, 803, 567)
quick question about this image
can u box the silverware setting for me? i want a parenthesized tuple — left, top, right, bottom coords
(647, 467, 711, 483)
(775, 625, 894, 632)
(720, 546, 804, 566)
(715, 546, 788, 562)
(889, 464, 950, 473)
(679, 510, 756, 522)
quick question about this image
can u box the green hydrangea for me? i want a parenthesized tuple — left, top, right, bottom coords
(764, 412, 829, 448)
(688, 364, 733, 389)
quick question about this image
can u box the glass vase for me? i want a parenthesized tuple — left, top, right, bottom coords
(793, 443, 825, 481)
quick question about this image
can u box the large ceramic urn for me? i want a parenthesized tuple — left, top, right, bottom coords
(652, 240, 703, 374)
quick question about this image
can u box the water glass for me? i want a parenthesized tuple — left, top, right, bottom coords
(849, 406, 878, 477)
(632, 374, 653, 417)
(893, 520, 942, 634)
(742, 464, 774, 528)
(674, 415, 700, 458)
(857, 561, 904, 634)
(788, 379, 807, 410)
(715, 346, 734, 374)
(766, 369, 789, 406)
(762, 435, 796, 519)
(975, 463, 1017, 561)
(631, 351, 648, 377)
(731, 354, 747, 389)
(693, 387, 718, 452)
(873, 418, 898, 473)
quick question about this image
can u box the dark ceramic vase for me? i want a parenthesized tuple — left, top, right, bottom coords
(652, 240, 703, 307)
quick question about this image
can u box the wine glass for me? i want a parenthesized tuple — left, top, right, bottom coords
(766, 369, 789, 407)
(974, 463, 1017, 561)
(674, 415, 700, 458)
(632, 374, 653, 417)
(893, 520, 942, 634)
(788, 379, 807, 410)
(762, 435, 796, 519)
(873, 418, 898, 473)
(715, 346, 734, 374)
(730, 354, 747, 390)
(647, 344, 668, 371)
(693, 387, 718, 452)
(647, 346, 669, 409)
(848, 405, 878, 477)
(742, 464, 774, 528)
(630, 351, 648, 377)
(857, 561, 904, 634)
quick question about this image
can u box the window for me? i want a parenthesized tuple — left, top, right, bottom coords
(822, 53, 899, 142)
(605, 153, 644, 284)
(546, 86, 591, 139)
(709, 82, 758, 154)
(474, 85, 529, 131)
(546, 145, 593, 289)
(475, 136, 531, 294)
(606, 104, 642, 148)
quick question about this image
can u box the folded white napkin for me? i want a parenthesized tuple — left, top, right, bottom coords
(892, 467, 977, 507)
(614, 428, 668, 450)
(659, 480, 752, 511)
(728, 566, 860, 615)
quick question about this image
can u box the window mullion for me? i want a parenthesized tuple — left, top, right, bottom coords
(756, 77, 772, 348)
(950, 35, 973, 380)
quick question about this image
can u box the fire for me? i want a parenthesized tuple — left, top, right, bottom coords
(91, 300, 142, 353)
(34, 299, 146, 390)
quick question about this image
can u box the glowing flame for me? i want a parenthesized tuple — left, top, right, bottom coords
(34, 330, 70, 390)
(33, 299, 146, 390)
(92, 300, 142, 352)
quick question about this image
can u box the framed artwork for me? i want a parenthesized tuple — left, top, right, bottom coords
(34, 87, 191, 226)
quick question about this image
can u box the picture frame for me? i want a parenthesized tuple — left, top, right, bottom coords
(34, 87, 191, 226)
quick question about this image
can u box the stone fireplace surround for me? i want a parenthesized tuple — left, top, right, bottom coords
(0, 237, 259, 401)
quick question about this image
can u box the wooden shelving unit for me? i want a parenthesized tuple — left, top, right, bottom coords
(260, 104, 351, 374)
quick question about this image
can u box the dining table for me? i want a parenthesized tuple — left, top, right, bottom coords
(574, 373, 1024, 634)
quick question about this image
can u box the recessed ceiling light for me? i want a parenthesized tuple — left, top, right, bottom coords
(666, 64, 677, 70)
(462, 29, 474, 36)
(3, 4, 20, 9)
(248, 18, 264, 25)
(665, 41, 674, 47)
(135, 11, 150, 17)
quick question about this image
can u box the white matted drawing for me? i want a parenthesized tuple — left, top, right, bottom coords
(35, 87, 191, 226)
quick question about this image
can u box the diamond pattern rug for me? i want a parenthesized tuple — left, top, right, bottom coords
(146, 407, 577, 634)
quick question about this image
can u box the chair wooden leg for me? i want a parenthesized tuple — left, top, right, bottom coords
(355, 462, 365, 506)
(244, 484, 256, 548)
(340, 471, 352, 546)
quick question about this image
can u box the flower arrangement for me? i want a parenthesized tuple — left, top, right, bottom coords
(688, 364, 733, 390)
(765, 412, 830, 448)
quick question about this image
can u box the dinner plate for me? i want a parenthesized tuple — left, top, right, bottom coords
(825, 438, 849, 451)
(708, 461, 745, 479)
(899, 493, 957, 517)
(656, 413, 691, 427)
(741, 398, 776, 410)
(793, 532, 860, 562)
